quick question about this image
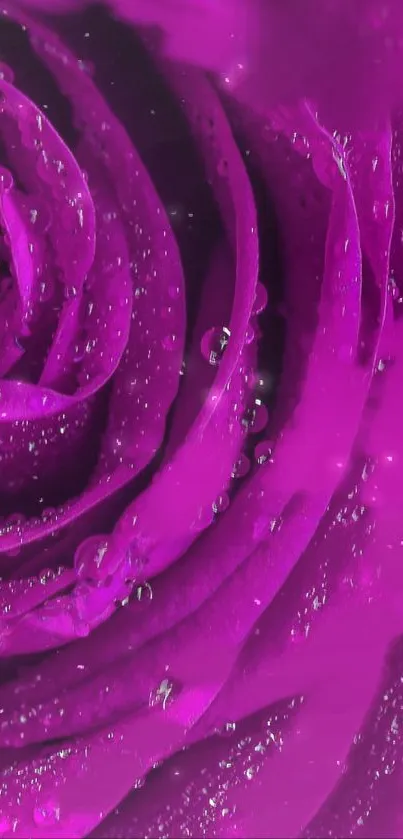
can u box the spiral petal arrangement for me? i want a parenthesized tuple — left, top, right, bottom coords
(0, 2, 401, 838)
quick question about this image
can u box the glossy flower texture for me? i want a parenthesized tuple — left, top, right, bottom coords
(0, 0, 403, 837)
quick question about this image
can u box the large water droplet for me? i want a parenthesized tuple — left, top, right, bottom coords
(242, 399, 269, 433)
(212, 492, 230, 515)
(136, 581, 153, 602)
(201, 326, 231, 366)
(231, 453, 250, 479)
(74, 535, 111, 582)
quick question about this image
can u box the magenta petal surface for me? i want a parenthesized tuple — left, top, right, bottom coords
(0, 2, 401, 839)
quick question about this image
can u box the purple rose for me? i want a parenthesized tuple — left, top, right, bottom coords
(0, 1, 403, 837)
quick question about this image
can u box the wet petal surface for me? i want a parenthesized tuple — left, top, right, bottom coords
(0, 2, 401, 838)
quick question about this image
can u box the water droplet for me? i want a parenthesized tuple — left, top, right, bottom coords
(133, 777, 146, 790)
(231, 453, 250, 479)
(362, 459, 374, 482)
(41, 507, 56, 523)
(161, 333, 178, 352)
(242, 399, 268, 433)
(39, 278, 55, 302)
(74, 535, 111, 582)
(352, 505, 366, 522)
(254, 440, 274, 465)
(29, 201, 51, 233)
(65, 284, 78, 300)
(136, 581, 153, 601)
(201, 326, 231, 366)
(222, 721, 236, 736)
(212, 492, 230, 514)
(149, 678, 180, 710)
(73, 339, 86, 363)
(33, 800, 61, 827)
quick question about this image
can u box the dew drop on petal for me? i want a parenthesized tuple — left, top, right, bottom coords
(149, 677, 181, 710)
(212, 492, 230, 515)
(132, 777, 146, 790)
(74, 535, 110, 581)
(65, 284, 78, 300)
(136, 581, 153, 602)
(242, 399, 269, 433)
(201, 326, 231, 366)
(231, 453, 250, 479)
(222, 721, 237, 736)
(254, 440, 274, 465)
(39, 278, 55, 302)
(73, 340, 86, 363)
